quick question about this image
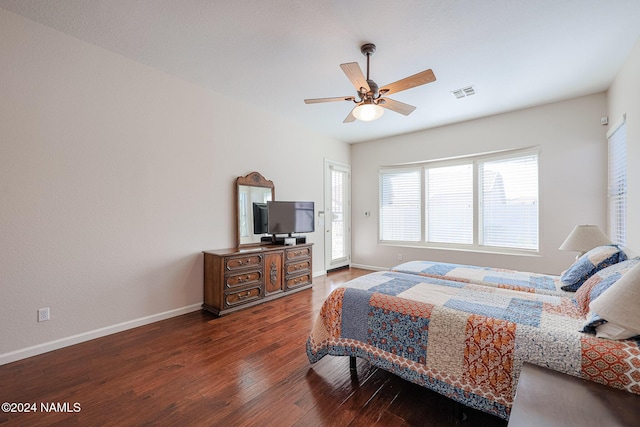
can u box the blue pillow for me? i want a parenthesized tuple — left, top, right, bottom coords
(561, 245, 627, 292)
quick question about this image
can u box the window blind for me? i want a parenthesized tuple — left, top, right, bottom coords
(378, 150, 539, 251)
(380, 169, 421, 241)
(479, 154, 538, 250)
(608, 120, 627, 246)
(425, 164, 473, 244)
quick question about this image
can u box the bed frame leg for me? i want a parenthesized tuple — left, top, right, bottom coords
(453, 402, 468, 422)
(349, 356, 357, 372)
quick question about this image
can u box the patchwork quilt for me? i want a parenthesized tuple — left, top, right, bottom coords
(391, 260, 567, 296)
(306, 271, 640, 420)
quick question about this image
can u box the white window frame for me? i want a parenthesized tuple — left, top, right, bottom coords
(379, 148, 540, 255)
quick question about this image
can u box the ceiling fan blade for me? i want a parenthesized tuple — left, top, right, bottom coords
(379, 98, 416, 116)
(304, 96, 355, 104)
(340, 62, 370, 93)
(379, 69, 436, 96)
(343, 108, 356, 123)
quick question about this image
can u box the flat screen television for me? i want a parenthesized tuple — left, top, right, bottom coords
(252, 202, 268, 234)
(267, 201, 315, 235)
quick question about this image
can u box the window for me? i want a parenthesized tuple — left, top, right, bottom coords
(379, 150, 539, 252)
(480, 155, 538, 250)
(608, 119, 627, 246)
(380, 168, 421, 242)
(330, 167, 347, 259)
(425, 164, 473, 244)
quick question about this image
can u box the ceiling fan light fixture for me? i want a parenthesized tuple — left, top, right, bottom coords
(353, 102, 384, 122)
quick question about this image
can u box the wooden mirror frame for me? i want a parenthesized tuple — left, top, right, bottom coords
(236, 172, 275, 247)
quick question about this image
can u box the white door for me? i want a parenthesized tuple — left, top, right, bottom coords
(324, 160, 351, 271)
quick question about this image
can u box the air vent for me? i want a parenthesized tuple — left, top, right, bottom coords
(451, 86, 476, 99)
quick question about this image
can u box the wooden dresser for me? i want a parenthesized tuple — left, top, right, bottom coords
(203, 244, 312, 316)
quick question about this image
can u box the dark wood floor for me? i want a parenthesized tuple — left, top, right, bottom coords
(0, 268, 507, 427)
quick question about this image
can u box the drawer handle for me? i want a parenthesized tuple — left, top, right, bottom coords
(237, 291, 251, 300)
(238, 275, 251, 283)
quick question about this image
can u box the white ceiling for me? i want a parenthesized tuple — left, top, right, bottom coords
(2, 0, 640, 143)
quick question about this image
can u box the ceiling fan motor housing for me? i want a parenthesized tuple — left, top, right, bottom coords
(364, 80, 379, 99)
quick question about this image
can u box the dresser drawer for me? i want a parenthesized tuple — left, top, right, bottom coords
(225, 285, 262, 308)
(285, 273, 311, 290)
(226, 270, 262, 289)
(285, 260, 311, 275)
(225, 254, 262, 271)
(286, 247, 311, 262)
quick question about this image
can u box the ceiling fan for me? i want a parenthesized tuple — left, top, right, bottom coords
(304, 43, 436, 123)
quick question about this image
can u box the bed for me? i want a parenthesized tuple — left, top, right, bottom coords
(306, 250, 640, 420)
(391, 260, 566, 295)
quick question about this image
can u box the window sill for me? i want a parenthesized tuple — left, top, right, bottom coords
(378, 241, 541, 257)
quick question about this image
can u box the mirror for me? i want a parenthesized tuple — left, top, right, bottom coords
(236, 172, 275, 247)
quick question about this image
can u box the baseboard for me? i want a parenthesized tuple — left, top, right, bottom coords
(349, 263, 386, 271)
(2, 267, 382, 366)
(0, 303, 202, 366)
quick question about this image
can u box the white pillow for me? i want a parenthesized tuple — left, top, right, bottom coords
(589, 261, 640, 336)
(621, 246, 639, 259)
(595, 322, 640, 340)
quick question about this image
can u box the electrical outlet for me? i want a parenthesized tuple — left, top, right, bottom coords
(397, 254, 403, 261)
(38, 307, 50, 322)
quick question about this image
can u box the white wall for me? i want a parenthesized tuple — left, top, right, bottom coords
(351, 93, 608, 275)
(0, 9, 349, 363)
(607, 37, 640, 252)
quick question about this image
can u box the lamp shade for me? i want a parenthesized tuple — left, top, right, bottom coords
(352, 102, 384, 122)
(559, 225, 612, 254)
(590, 262, 640, 335)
